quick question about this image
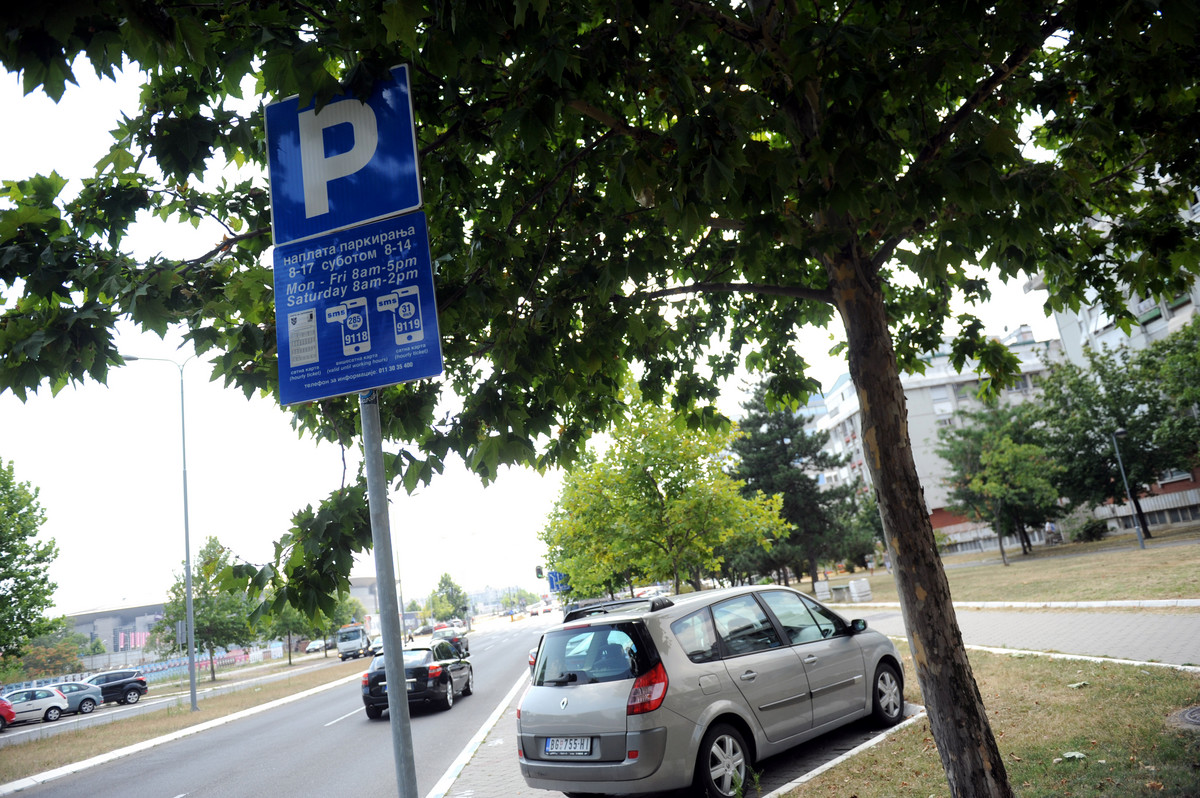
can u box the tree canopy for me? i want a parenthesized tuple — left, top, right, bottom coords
(3, 3, 1199, 795)
(541, 402, 785, 596)
(431, 573, 470, 620)
(158, 536, 256, 681)
(0, 457, 57, 660)
(937, 403, 1062, 557)
(1036, 343, 1193, 535)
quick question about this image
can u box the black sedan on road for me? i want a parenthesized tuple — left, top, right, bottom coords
(361, 641, 473, 718)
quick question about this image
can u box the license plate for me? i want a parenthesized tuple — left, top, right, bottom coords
(545, 737, 591, 756)
(407, 680, 415, 692)
(381, 681, 387, 693)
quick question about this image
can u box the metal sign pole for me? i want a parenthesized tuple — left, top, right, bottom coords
(360, 389, 418, 796)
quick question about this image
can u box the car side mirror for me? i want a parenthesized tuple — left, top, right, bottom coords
(850, 619, 868, 634)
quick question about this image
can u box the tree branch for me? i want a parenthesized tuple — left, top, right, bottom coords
(180, 228, 270, 267)
(566, 99, 660, 143)
(631, 281, 834, 304)
(906, 9, 1066, 178)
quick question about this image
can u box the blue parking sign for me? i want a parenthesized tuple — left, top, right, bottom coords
(266, 64, 422, 245)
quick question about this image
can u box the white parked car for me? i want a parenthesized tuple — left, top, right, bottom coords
(2, 687, 69, 724)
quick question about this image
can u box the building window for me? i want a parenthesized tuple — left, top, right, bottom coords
(1159, 468, 1191, 484)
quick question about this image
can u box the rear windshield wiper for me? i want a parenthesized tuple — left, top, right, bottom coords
(542, 671, 578, 686)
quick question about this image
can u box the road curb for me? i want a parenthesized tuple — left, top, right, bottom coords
(834, 599, 1200, 609)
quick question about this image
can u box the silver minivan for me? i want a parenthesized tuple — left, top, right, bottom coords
(518, 585, 905, 797)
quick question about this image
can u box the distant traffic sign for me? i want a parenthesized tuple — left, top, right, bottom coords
(265, 64, 422, 245)
(547, 571, 569, 593)
(274, 211, 442, 405)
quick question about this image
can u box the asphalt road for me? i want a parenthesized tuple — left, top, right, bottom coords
(3, 613, 920, 797)
(3, 618, 549, 797)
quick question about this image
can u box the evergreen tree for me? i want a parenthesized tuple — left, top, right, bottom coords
(730, 383, 851, 586)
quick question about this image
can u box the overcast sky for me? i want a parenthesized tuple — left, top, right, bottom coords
(0, 62, 1059, 618)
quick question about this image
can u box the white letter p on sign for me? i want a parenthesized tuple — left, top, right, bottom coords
(298, 101, 379, 218)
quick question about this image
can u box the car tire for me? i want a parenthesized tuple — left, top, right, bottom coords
(44, 707, 62, 722)
(694, 722, 748, 798)
(440, 677, 455, 711)
(79, 698, 96, 715)
(0, 715, 6, 732)
(872, 662, 904, 725)
(462, 667, 474, 696)
(364, 704, 383, 720)
(123, 688, 141, 705)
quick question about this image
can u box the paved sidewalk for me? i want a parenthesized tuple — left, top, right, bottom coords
(438, 603, 1200, 798)
(863, 606, 1200, 666)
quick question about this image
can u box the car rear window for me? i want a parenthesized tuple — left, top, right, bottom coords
(533, 622, 654, 686)
(402, 649, 432, 666)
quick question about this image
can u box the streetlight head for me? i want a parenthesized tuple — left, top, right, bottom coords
(123, 355, 139, 361)
(1114, 428, 1127, 439)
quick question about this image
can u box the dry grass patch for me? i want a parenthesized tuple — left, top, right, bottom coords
(821, 534, 1200, 605)
(0, 658, 365, 784)
(785, 646, 1200, 797)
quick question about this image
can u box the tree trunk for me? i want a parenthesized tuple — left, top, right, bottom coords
(1131, 494, 1153, 539)
(1017, 523, 1032, 555)
(830, 252, 1013, 798)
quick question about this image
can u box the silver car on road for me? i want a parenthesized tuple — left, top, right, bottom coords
(518, 585, 905, 797)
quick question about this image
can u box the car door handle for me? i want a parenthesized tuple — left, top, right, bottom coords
(739, 670, 758, 681)
(803, 655, 818, 665)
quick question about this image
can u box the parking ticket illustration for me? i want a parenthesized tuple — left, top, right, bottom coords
(326, 297, 371, 355)
(376, 285, 424, 345)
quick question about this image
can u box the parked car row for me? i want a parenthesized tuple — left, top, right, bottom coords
(0, 669, 149, 732)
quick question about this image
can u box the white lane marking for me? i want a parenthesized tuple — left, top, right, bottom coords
(324, 707, 363, 727)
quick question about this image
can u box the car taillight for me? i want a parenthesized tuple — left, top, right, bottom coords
(361, 672, 370, 687)
(427, 664, 443, 678)
(627, 662, 668, 715)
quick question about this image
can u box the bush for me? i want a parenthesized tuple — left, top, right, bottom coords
(1072, 518, 1109, 543)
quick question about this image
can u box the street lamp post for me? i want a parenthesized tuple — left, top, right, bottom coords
(126, 354, 200, 710)
(1111, 428, 1147, 550)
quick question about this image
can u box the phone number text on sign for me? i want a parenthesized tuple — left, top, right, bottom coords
(273, 211, 443, 405)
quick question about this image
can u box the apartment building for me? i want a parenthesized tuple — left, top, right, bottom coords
(805, 326, 1062, 550)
